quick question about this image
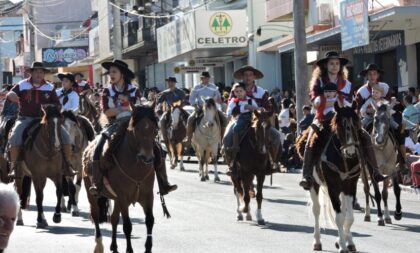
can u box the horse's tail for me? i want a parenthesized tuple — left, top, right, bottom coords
(77, 115, 96, 141)
(98, 113, 109, 128)
(97, 196, 109, 223)
(296, 128, 310, 159)
(318, 184, 336, 228)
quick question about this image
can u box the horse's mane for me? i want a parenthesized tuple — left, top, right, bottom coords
(331, 107, 359, 132)
(129, 105, 158, 130)
(77, 115, 96, 141)
(41, 105, 61, 124)
(62, 110, 78, 123)
(204, 97, 216, 110)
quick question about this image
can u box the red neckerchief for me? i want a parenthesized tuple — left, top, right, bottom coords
(233, 97, 247, 103)
(27, 78, 47, 103)
(316, 96, 327, 120)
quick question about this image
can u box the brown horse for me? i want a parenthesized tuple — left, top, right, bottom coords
(229, 110, 272, 225)
(14, 104, 66, 228)
(163, 101, 189, 171)
(61, 111, 95, 216)
(83, 104, 160, 253)
(79, 93, 101, 133)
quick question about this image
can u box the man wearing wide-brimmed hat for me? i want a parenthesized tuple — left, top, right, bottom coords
(73, 72, 91, 95)
(185, 71, 227, 146)
(56, 72, 79, 114)
(6, 62, 76, 179)
(157, 77, 186, 143)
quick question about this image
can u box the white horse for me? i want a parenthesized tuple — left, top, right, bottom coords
(192, 97, 221, 182)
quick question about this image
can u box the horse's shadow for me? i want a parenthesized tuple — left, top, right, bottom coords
(258, 222, 372, 238)
(264, 198, 308, 206)
(35, 225, 141, 239)
(389, 224, 420, 233)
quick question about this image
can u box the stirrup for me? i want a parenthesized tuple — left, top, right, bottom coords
(88, 185, 101, 197)
(299, 178, 313, 190)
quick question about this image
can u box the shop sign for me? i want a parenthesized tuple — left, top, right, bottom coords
(195, 10, 247, 49)
(353, 32, 404, 54)
(340, 0, 369, 51)
(189, 58, 225, 67)
(174, 66, 207, 74)
(42, 47, 88, 67)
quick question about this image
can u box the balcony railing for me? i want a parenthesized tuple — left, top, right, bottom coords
(122, 16, 169, 49)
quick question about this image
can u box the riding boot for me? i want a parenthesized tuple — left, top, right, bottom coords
(8, 145, 22, 180)
(88, 160, 103, 197)
(62, 144, 77, 176)
(154, 145, 177, 195)
(299, 147, 315, 190)
(359, 130, 388, 182)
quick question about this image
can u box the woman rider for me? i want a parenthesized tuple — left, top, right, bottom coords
(89, 60, 177, 196)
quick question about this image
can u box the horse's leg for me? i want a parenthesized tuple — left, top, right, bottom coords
(343, 195, 356, 252)
(382, 178, 392, 224)
(140, 192, 154, 253)
(61, 175, 68, 212)
(66, 176, 80, 217)
(371, 180, 384, 226)
(75, 175, 82, 205)
(33, 177, 48, 228)
(310, 185, 322, 251)
(110, 202, 121, 253)
(199, 150, 206, 181)
(84, 176, 104, 253)
(213, 145, 220, 182)
(392, 174, 403, 221)
(328, 190, 346, 253)
(14, 176, 25, 226)
(52, 176, 63, 224)
(362, 169, 371, 222)
(177, 143, 185, 171)
(241, 176, 252, 221)
(255, 172, 265, 225)
(121, 205, 133, 253)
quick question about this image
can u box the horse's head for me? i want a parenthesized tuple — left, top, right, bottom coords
(333, 102, 360, 157)
(201, 96, 217, 128)
(41, 104, 62, 149)
(170, 101, 183, 129)
(62, 110, 80, 146)
(372, 103, 391, 146)
(129, 104, 158, 165)
(252, 109, 273, 154)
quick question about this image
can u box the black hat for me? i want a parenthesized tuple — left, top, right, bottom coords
(200, 71, 211, 78)
(102, 60, 135, 80)
(359, 63, 384, 77)
(57, 72, 76, 84)
(316, 51, 349, 66)
(233, 65, 264, 80)
(323, 82, 337, 91)
(165, 77, 177, 83)
(29, 62, 50, 73)
(74, 72, 84, 78)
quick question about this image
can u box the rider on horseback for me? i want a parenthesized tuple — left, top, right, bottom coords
(73, 72, 92, 95)
(157, 77, 186, 143)
(299, 52, 387, 190)
(56, 73, 79, 114)
(6, 62, 76, 179)
(185, 72, 227, 147)
(88, 60, 177, 197)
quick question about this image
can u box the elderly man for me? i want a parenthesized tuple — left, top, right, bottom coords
(6, 62, 75, 179)
(0, 183, 19, 252)
(157, 77, 186, 142)
(185, 71, 227, 146)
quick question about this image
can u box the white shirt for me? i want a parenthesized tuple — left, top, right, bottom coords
(278, 108, 290, 128)
(226, 97, 258, 117)
(56, 88, 79, 113)
(314, 96, 337, 116)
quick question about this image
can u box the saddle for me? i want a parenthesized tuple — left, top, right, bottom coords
(101, 119, 131, 166)
(22, 118, 42, 151)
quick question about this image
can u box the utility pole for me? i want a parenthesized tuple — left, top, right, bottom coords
(112, 0, 122, 60)
(293, 1, 309, 127)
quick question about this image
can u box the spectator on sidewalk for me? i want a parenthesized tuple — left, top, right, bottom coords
(0, 183, 19, 252)
(299, 105, 314, 133)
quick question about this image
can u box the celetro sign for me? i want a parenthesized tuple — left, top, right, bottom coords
(42, 47, 89, 67)
(195, 10, 247, 49)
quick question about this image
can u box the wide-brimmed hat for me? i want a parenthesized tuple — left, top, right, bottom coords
(316, 51, 349, 67)
(359, 63, 384, 77)
(233, 65, 264, 80)
(323, 82, 337, 91)
(73, 72, 84, 78)
(29, 62, 50, 73)
(57, 72, 76, 84)
(101, 60, 135, 80)
(200, 71, 211, 78)
(166, 77, 177, 83)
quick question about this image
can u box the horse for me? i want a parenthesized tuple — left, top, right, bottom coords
(228, 110, 272, 225)
(14, 104, 66, 228)
(79, 93, 101, 133)
(163, 101, 189, 171)
(83, 104, 161, 253)
(297, 103, 361, 253)
(192, 97, 221, 182)
(60, 111, 95, 216)
(364, 103, 400, 225)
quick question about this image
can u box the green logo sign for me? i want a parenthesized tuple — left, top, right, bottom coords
(210, 12, 232, 36)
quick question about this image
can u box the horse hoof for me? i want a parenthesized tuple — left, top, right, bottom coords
(385, 217, 392, 224)
(257, 219, 265, 226)
(378, 219, 385, 226)
(200, 177, 206, 182)
(53, 213, 61, 224)
(313, 243, 322, 251)
(353, 202, 362, 211)
(180, 167, 185, 172)
(60, 206, 68, 213)
(205, 175, 209, 180)
(246, 215, 252, 221)
(214, 177, 220, 182)
(394, 211, 402, 221)
(339, 250, 349, 253)
(170, 165, 176, 170)
(335, 242, 339, 249)
(72, 211, 80, 217)
(347, 244, 357, 252)
(36, 219, 48, 229)
(16, 220, 24, 226)
(364, 216, 371, 222)
(237, 215, 243, 221)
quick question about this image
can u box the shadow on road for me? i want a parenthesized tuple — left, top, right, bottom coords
(264, 198, 308, 206)
(390, 224, 420, 233)
(36, 225, 141, 239)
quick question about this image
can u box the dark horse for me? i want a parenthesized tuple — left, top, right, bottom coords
(297, 103, 361, 253)
(83, 104, 161, 253)
(15, 104, 65, 228)
(229, 110, 272, 225)
(79, 93, 101, 133)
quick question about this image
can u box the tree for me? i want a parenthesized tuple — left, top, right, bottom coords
(212, 19, 219, 31)
(222, 18, 230, 31)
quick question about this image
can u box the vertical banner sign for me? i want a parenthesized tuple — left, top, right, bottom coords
(340, 0, 369, 51)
